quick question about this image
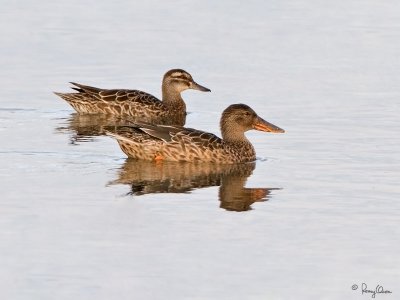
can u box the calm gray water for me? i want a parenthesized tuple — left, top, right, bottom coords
(1, 1, 399, 299)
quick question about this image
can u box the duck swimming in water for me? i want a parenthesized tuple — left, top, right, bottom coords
(106, 104, 284, 164)
(54, 69, 210, 123)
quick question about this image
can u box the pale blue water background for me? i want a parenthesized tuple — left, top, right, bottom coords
(0, 0, 399, 299)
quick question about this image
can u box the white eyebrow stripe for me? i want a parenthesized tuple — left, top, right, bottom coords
(171, 72, 183, 77)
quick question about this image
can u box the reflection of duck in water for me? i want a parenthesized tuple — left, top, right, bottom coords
(107, 104, 285, 163)
(55, 113, 125, 143)
(54, 69, 210, 124)
(55, 112, 187, 144)
(218, 166, 279, 211)
(110, 160, 280, 212)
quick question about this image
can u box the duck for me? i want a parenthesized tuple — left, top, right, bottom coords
(54, 69, 210, 122)
(106, 104, 285, 164)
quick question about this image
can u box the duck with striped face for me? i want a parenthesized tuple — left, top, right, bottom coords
(162, 69, 211, 95)
(55, 68, 211, 125)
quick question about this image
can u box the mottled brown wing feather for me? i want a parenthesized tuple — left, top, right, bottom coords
(56, 82, 189, 123)
(70, 82, 162, 105)
(171, 129, 223, 148)
(107, 126, 157, 143)
(109, 124, 222, 148)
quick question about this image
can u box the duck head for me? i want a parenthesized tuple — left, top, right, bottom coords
(162, 69, 211, 93)
(220, 104, 285, 142)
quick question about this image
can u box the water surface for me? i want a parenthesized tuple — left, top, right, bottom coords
(1, 1, 399, 299)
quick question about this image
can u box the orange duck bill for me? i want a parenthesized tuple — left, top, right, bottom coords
(253, 117, 285, 133)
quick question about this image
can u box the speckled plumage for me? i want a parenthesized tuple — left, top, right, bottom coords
(54, 69, 210, 124)
(107, 104, 285, 164)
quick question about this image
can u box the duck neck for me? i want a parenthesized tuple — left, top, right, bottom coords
(162, 85, 186, 112)
(222, 126, 255, 155)
(221, 127, 249, 145)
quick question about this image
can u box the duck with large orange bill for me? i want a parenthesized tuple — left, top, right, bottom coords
(106, 104, 284, 164)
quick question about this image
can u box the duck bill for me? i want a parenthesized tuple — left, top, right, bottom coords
(190, 81, 211, 92)
(253, 117, 285, 133)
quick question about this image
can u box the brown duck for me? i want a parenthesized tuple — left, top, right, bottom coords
(54, 69, 210, 123)
(106, 104, 285, 164)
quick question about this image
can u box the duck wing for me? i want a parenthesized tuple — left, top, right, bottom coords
(137, 123, 184, 142)
(70, 82, 161, 105)
(136, 122, 222, 148)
